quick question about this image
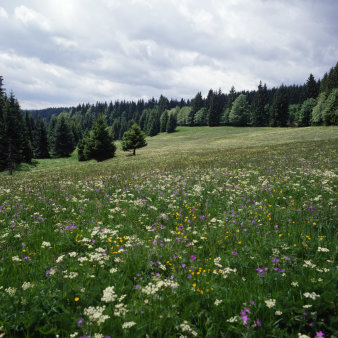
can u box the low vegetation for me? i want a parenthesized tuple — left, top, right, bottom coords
(0, 126, 337, 337)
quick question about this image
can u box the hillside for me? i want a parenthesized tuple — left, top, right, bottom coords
(0, 127, 337, 337)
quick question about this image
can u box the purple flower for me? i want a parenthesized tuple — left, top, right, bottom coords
(150, 261, 154, 265)
(190, 255, 196, 262)
(78, 317, 84, 328)
(232, 251, 237, 255)
(250, 300, 256, 306)
(256, 319, 262, 327)
(316, 331, 324, 338)
(256, 267, 263, 272)
(181, 263, 186, 268)
(45, 269, 50, 275)
(272, 258, 280, 262)
(135, 285, 139, 289)
(187, 274, 192, 279)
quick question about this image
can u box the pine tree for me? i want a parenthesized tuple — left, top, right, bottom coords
(166, 113, 177, 133)
(160, 110, 169, 132)
(2, 92, 25, 174)
(189, 92, 203, 126)
(34, 117, 50, 158)
(0, 76, 6, 170)
(89, 115, 116, 161)
(250, 82, 269, 126)
(121, 123, 147, 155)
(207, 92, 219, 126)
(269, 86, 289, 127)
(54, 115, 75, 157)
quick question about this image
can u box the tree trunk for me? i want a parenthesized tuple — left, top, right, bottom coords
(133, 148, 136, 156)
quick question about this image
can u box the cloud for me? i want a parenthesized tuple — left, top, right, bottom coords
(0, 7, 8, 18)
(14, 5, 51, 31)
(0, 0, 337, 109)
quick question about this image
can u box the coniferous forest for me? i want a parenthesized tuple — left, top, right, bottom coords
(0, 62, 337, 173)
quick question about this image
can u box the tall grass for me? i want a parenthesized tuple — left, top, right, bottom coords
(0, 127, 337, 337)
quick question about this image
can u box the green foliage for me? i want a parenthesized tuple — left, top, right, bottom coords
(122, 123, 147, 155)
(297, 98, 317, 127)
(86, 115, 116, 161)
(166, 113, 177, 133)
(34, 117, 50, 158)
(53, 116, 75, 157)
(311, 92, 327, 125)
(194, 108, 207, 126)
(322, 88, 338, 125)
(269, 86, 289, 127)
(0, 127, 337, 337)
(177, 106, 192, 126)
(160, 110, 169, 132)
(250, 82, 269, 126)
(229, 94, 249, 126)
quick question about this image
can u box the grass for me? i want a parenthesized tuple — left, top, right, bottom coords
(0, 126, 337, 337)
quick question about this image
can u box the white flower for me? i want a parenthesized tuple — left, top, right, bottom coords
(41, 241, 51, 248)
(109, 267, 118, 274)
(265, 299, 276, 308)
(303, 305, 312, 308)
(122, 321, 136, 329)
(275, 310, 283, 315)
(5, 287, 17, 296)
(101, 286, 117, 303)
(227, 316, 238, 323)
(214, 299, 223, 306)
(298, 334, 310, 338)
(303, 292, 320, 300)
(84, 306, 109, 325)
(291, 281, 299, 287)
(317, 247, 329, 252)
(22, 282, 34, 290)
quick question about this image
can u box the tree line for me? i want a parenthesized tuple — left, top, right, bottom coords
(1, 62, 337, 173)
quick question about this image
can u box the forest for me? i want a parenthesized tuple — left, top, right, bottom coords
(0, 62, 337, 173)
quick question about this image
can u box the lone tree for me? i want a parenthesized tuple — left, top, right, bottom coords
(122, 123, 147, 155)
(89, 115, 116, 161)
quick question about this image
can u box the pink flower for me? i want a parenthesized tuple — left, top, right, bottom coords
(316, 331, 324, 338)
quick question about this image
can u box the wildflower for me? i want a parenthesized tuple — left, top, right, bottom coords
(317, 247, 329, 252)
(190, 255, 196, 262)
(303, 292, 320, 300)
(77, 317, 84, 328)
(275, 311, 283, 315)
(214, 299, 222, 306)
(291, 281, 299, 287)
(316, 331, 324, 338)
(101, 286, 117, 303)
(84, 306, 109, 325)
(74, 297, 79, 302)
(22, 282, 34, 290)
(122, 321, 136, 329)
(232, 251, 237, 255)
(256, 319, 262, 327)
(265, 299, 276, 308)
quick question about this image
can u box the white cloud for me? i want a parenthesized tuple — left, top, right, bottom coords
(0, 6, 8, 18)
(14, 5, 51, 31)
(0, 0, 336, 109)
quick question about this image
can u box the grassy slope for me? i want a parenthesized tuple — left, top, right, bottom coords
(0, 126, 337, 337)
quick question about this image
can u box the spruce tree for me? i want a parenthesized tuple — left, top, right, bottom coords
(121, 123, 147, 155)
(2, 93, 25, 174)
(269, 86, 289, 127)
(34, 117, 50, 158)
(207, 92, 219, 126)
(166, 113, 177, 133)
(250, 82, 269, 126)
(54, 115, 75, 157)
(160, 110, 169, 132)
(89, 115, 116, 161)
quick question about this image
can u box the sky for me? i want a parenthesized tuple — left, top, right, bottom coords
(0, 0, 337, 109)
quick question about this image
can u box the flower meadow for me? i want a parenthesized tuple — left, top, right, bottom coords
(0, 130, 337, 337)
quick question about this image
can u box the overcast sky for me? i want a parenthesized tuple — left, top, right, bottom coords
(0, 0, 337, 109)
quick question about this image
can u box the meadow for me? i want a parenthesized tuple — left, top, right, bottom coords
(0, 126, 337, 337)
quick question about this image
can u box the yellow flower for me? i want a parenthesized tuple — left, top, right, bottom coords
(74, 297, 79, 302)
